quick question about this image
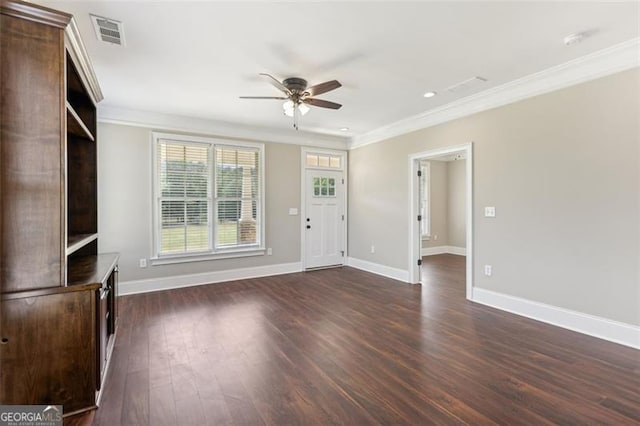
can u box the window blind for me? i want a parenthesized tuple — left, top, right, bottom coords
(215, 147, 260, 248)
(154, 133, 263, 259)
(158, 141, 211, 254)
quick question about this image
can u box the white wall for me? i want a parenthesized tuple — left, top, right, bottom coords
(97, 122, 302, 283)
(349, 69, 639, 326)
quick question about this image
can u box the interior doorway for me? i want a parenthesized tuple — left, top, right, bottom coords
(408, 144, 473, 299)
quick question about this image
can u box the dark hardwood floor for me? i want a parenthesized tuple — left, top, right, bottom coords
(91, 254, 640, 425)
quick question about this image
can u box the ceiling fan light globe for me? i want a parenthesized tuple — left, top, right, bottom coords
(299, 103, 310, 115)
(282, 100, 295, 117)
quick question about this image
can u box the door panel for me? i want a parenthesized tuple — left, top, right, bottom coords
(305, 170, 344, 269)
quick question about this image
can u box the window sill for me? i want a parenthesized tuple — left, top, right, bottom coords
(150, 247, 265, 266)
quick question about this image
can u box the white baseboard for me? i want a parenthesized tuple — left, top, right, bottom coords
(421, 245, 467, 256)
(119, 262, 303, 295)
(346, 257, 409, 283)
(472, 287, 640, 349)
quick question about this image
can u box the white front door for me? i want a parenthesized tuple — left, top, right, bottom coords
(305, 169, 345, 269)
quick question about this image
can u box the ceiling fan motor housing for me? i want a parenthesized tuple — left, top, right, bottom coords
(283, 77, 308, 93)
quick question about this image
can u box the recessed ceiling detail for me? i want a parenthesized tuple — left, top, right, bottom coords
(564, 32, 589, 46)
(90, 14, 125, 46)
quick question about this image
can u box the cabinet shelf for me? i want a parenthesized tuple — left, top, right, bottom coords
(66, 102, 95, 141)
(67, 253, 119, 287)
(67, 233, 98, 255)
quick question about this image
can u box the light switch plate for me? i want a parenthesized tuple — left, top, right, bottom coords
(484, 206, 496, 217)
(289, 208, 298, 215)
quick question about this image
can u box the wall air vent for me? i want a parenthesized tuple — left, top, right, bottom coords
(90, 14, 125, 46)
(446, 76, 487, 93)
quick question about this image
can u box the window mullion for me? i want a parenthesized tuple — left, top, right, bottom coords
(211, 145, 217, 252)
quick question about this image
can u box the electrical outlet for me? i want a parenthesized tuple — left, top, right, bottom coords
(267, 247, 273, 256)
(484, 265, 492, 276)
(433, 234, 438, 241)
(139, 258, 147, 268)
(370, 245, 376, 254)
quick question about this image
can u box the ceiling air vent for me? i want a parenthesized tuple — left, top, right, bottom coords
(446, 76, 487, 93)
(90, 14, 125, 46)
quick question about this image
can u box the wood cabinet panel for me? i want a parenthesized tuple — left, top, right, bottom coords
(0, 291, 96, 410)
(0, 13, 64, 292)
(67, 134, 97, 238)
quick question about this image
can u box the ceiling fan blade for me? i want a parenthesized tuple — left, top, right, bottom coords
(259, 73, 291, 95)
(303, 98, 342, 109)
(239, 96, 288, 99)
(305, 80, 341, 97)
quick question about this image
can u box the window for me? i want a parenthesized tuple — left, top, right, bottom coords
(420, 161, 430, 238)
(306, 153, 342, 169)
(313, 177, 336, 197)
(153, 133, 264, 262)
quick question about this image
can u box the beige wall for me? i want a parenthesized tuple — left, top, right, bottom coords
(447, 159, 466, 248)
(97, 122, 302, 282)
(349, 69, 640, 325)
(421, 159, 467, 249)
(422, 160, 448, 248)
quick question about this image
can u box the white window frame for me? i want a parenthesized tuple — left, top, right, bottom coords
(151, 132, 265, 265)
(420, 160, 431, 239)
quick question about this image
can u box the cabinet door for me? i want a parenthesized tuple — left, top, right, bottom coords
(97, 289, 108, 390)
(0, 291, 96, 411)
(107, 269, 117, 335)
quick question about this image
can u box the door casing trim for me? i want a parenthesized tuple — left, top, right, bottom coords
(408, 143, 473, 299)
(300, 147, 348, 270)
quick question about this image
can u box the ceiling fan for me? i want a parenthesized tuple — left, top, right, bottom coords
(240, 73, 342, 130)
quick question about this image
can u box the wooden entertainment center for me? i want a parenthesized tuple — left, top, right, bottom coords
(1, 0, 119, 416)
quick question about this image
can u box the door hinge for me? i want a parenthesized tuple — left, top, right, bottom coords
(417, 259, 422, 266)
(417, 170, 422, 177)
(341, 214, 344, 221)
(341, 178, 344, 184)
(417, 215, 422, 222)
(341, 250, 344, 257)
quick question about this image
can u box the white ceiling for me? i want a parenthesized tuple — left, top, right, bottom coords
(37, 1, 639, 139)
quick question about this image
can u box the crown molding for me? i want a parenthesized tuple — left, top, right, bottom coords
(98, 105, 349, 150)
(1, 0, 71, 28)
(350, 38, 640, 150)
(65, 17, 104, 103)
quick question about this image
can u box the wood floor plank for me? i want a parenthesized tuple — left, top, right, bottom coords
(149, 384, 177, 426)
(92, 254, 640, 425)
(120, 369, 149, 426)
